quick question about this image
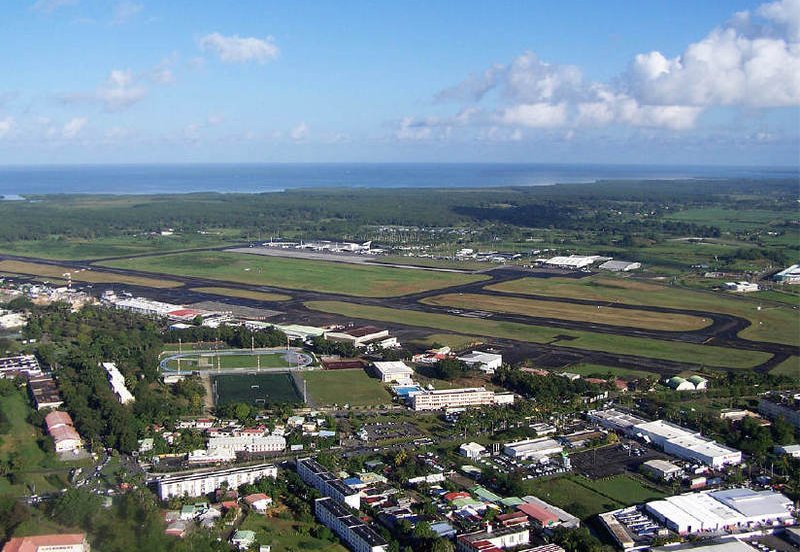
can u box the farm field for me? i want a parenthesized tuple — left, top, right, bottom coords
(302, 369, 391, 407)
(100, 251, 487, 297)
(524, 474, 665, 519)
(0, 234, 236, 260)
(487, 275, 799, 346)
(0, 260, 182, 289)
(212, 373, 303, 406)
(422, 293, 711, 331)
(190, 286, 291, 302)
(305, 301, 770, 368)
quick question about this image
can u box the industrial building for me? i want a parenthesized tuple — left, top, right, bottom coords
(543, 255, 608, 269)
(641, 459, 682, 481)
(503, 437, 563, 461)
(632, 420, 741, 468)
(599, 260, 641, 272)
(457, 351, 503, 374)
(588, 408, 648, 433)
(156, 463, 278, 500)
(665, 375, 707, 391)
(774, 264, 800, 284)
(314, 497, 388, 552)
(325, 326, 390, 347)
(410, 387, 514, 411)
(518, 496, 580, 530)
(723, 282, 760, 293)
(297, 457, 361, 509)
(371, 361, 415, 385)
(101, 362, 135, 404)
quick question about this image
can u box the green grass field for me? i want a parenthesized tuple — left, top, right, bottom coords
(0, 259, 183, 289)
(0, 234, 236, 260)
(0, 390, 73, 495)
(422, 293, 711, 331)
(212, 373, 303, 406)
(565, 364, 654, 379)
(302, 369, 392, 407)
(412, 333, 485, 351)
(166, 352, 297, 371)
(190, 286, 292, 302)
(664, 207, 790, 232)
(487, 275, 799, 346)
(239, 510, 347, 551)
(99, 251, 487, 297)
(770, 356, 799, 377)
(524, 474, 665, 518)
(305, 301, 770, 369)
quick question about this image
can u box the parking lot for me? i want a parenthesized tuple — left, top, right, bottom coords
(571, 441, 670, 478)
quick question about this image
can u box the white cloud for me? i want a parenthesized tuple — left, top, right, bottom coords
(32, 0, 77, 13)
(499, 102, 567, 128)
(396, 117, 433, 141)
(96, 69, 146, 110)
(112, 1, 142, 24)
(290, 122, 309, 141)
(0, 117, 15, 139)
(62, 117, 87, 139)
(199, 32, 279, 64)
(757, 0, 800, 41)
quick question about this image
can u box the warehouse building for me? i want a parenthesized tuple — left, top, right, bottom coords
(642, 459, 683, 481)
(297, 457, 361, 509)
(314, 497, 388, 552)
(774, 264, 800, 284)
(156, 463, 277, 500)
(457, 351, 503, 374)
(543, 255, 608, 269)
(371, 361, 415, 385)
(588, 408, 648, 433)
(518, 496, 580, 530)
(325, 326, 390, 347)
(599, 260, 641, 272)
(45, 410, 82, 454)
(410, 387, 514, 411)
(632, 420, 741, 468)
(503, 437, 563, 461)
(459, 442, 486, 460)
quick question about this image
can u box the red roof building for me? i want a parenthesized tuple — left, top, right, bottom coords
(517, 502, 559, 528)
(2, 533, 89, 552)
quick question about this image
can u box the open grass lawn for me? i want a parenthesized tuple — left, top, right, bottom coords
(100, 251, 487, 297)
(663, 207, 789, 232)
(240, 510, 347, 551)
(565, 363, 654, 379)
(372, 255, 489, 271)
(0, 390, 72, 495)
(413, 333, 485, 351)
(0, 260, 182, 289)
(487, 275, 799, 346)
(302, 369, 391, 407)
(752, 290, 800, 306)
(524, 474, 664, 519)
(770, 356, 799, 377)
(305, 301, 770, 369)
(422, 293, 711, 331)
(0, 234, 236, 261)
(190, 286, 291, 302)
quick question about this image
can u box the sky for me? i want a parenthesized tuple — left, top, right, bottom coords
(0, 0, 798, 165)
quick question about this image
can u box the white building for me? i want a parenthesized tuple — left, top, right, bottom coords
(544, 255, 607, 269)
(775, 444, 800, 458)
(187, 448, 237, 464)
(101, 362, 135, 404)
(156, 463, 278, 500)
(371, 361, 414, 385)
(459, 442, 487, 460)
(325, 326, 389, 347)
(315, 497, 388, 552)
(642, 459, 683, 481)
(0, 354, 42, 379)
(774, 264, 800, 284)
(207, 435, 286, 454)
(457, 526, 530, 552)
(297, 457, 360, 509)
(633, 420, 741, 468)
(45, 411, 82, 453)
(503, 437, 563, 461)
(599, 260, 641, 272)
(589, 409, 648, 433)
(457, 351, 502, 374)
(723, 282, 760, 293)
(410, 387, 514, 411)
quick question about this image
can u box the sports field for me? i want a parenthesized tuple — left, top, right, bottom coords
(524, 474, 665, 518)
(100, 251, 487, 297)
(422, 293, 710, 331)
(0, 260, 182, 288)
(164, 351, 304, 371)
(302, 369, 391, 407)
(190, 286, 292, 302)
(212, 372, 303, 406)
(487, 275, 799, 346)
(305, 301, 771, 369)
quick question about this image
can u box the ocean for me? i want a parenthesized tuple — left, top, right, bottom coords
(0, 163, 795, 196)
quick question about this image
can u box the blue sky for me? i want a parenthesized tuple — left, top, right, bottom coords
(0, 0, 798, 165)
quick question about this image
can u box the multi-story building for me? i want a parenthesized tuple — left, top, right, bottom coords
(297, 457, 360, 509)
(456, 526, 530, 552)
(101, 362, 135, 404)
(410, 387, 514, 411)
(207, 435, 286, 454)
(0, 354, 42, 379)
(156, 463, 277, 500)
(314, 497, 388, 552)
(759, 392, 800, 430)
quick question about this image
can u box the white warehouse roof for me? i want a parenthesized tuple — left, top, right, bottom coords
(373, 361, 414, 376)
